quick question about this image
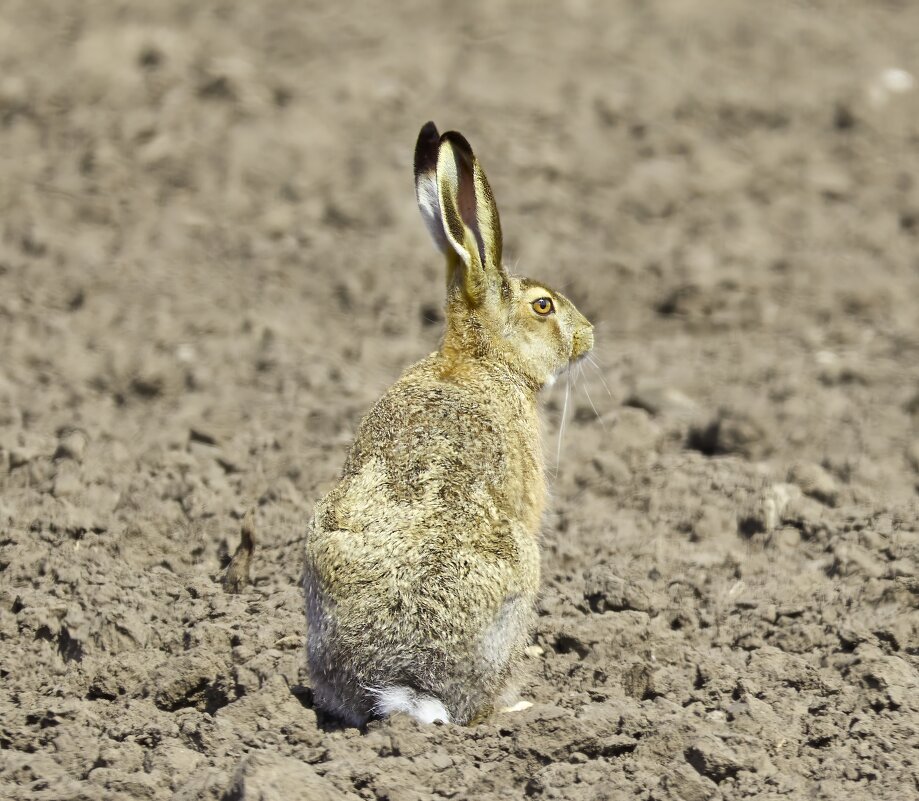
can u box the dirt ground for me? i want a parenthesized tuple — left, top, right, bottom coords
(2, 1, 919, 798)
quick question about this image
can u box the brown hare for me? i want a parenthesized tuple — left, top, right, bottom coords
(304, 122, 594, 726)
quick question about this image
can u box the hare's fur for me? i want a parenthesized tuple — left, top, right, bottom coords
(304, 123, 593, 726)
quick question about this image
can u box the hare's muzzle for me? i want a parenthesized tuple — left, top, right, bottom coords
(571, 324, 594, 362)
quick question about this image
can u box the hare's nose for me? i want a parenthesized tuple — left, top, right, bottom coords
(572, 326, 594, 359)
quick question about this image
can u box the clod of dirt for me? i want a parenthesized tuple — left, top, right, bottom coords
(830, 542, 887, 579)
(608, 408, 662, 454)
(688, 409, 769, 459)
(625, 384, 699, 421)
(222, 512, 256, 594)
(658, 763, 722, 801)
(51, 469, 82, 499)
(850, 645, 919, 711)
(684, 735, 752, 783)
(225, 751, 357, 801)
(8, 443, 38, 470)
(621, 661, 657, 700)
(149, 653, 233, 713)
(788, 461, 839, 506)
(691, 506, 731, 542)
(583, 567, 652, 613)
(583, 452, 631, 491)
(53, 429, 88, 463)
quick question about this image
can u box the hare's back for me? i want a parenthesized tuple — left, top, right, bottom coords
(341, 367, 517, 524)
(308, 364, 540, 621)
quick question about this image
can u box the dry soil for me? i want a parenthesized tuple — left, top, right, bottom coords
(1, 1, 918, 799)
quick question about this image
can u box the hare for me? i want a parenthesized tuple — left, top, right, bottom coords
(303, 122, 594, 726)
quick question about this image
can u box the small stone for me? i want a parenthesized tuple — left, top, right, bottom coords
(788, 461, 839, 506)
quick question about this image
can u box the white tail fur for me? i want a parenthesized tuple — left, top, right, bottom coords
(369, 686, 451, 724)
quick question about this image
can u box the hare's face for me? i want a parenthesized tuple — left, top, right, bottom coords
(500, 277, 594, 388)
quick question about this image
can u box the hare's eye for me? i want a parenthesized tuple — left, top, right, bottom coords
(531, 297, 554, 316)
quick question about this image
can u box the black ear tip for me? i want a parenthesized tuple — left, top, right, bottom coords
(415, 122, 441, 174)
(440, 130, 475, 160)
(417, 122, 440, 151)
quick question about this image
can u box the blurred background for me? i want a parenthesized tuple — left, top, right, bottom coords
(2, 2, 918, 799)
(2, 0, 918, 501)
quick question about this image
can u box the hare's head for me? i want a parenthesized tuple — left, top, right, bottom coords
(414, 122, 593, 391)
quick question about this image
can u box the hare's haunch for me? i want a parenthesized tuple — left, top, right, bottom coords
(304, 123, 594, 726)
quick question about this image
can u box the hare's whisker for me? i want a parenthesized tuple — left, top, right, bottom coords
(555, 367, 571, 476)
(580, 368, 606, 430)
(585, 355, 614, 400)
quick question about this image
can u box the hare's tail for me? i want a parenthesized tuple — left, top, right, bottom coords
(368, 685, 451, 724)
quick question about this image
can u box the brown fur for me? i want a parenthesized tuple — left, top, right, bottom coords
(304, 123, 593, 725)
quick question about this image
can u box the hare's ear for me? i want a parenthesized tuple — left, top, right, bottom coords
(414, 122, 451, 255)
(436, 131, 504, 304)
